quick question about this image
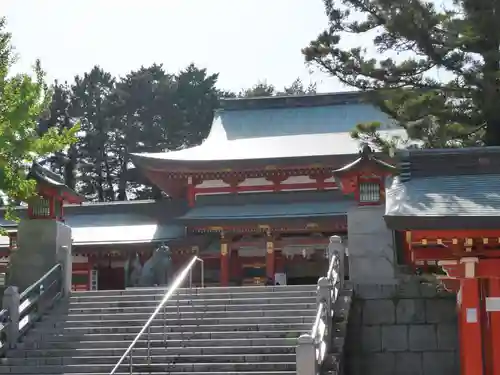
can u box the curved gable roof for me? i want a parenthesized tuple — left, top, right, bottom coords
(131, 92, 403, 167)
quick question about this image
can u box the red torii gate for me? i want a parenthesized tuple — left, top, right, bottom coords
(405, 229, 500, 375)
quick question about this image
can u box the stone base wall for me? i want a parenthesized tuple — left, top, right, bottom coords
(347, 205, 397, 285)
(344, 279, 459, 375)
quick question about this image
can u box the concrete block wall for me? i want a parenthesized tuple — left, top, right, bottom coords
(344, 280, 459, 375)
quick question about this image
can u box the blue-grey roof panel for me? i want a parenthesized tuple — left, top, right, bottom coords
(131, 101, 406, 162)
(66, 214, 184, 245)
(219, 104, 396, 140)
(0, 213, 185, 247)
(180, 200, 354, 220)
(386, 174, 500, 217)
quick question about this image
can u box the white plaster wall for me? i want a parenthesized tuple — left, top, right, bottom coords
(283, 176, 316, 184)
(72, 255, 89, 263)
(239, 178, 273, 187)
(196, 179, 230, 189)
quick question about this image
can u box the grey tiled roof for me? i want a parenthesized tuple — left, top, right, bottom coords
(385, 174, 500, 217)
(180, 200, 354, 221)
(132, 101, 405, 163)
(0, 213, 185, 247)
(66, 214, 185, 245)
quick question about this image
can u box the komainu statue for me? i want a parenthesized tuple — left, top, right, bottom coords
(125, 252, 143, 287)
(138, 243, 173, 287)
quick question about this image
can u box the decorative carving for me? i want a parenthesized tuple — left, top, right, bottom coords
(258, 224, 269, 231)
(266, 241, 274, 255)
(138, 243, 173, 287)
(221, 243, 229, 256)
(208, 226, 224, 232)
(222, 174, 245, 187)
(264, 174, 288, 185)
(191, 176, 204, 186)
(306, 223, 319, 230)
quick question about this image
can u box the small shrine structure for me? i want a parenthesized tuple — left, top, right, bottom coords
(6, 163, 85, 291)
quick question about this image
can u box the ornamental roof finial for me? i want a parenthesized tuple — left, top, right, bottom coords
(360, 144, 373, 158)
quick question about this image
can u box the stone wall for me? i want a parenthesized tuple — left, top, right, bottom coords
(344, 280, 459, 375)
(347, 205, 397, 285)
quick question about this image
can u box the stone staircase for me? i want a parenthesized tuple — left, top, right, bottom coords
(0, 284, 320, 374)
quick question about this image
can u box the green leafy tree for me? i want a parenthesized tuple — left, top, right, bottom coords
(0, 18, 77, 223)
(303, 0, 500, 150)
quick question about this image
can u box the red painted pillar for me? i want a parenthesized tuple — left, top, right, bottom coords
(459, 277, 484, 375)
(488, 278, 500, 375)
(266, 236, 275, 280)
(275, 251, 285, 273)
(187, 177, 195, 207)
(220, 239, 229, 286)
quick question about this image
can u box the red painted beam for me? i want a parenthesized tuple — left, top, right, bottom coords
(439, 259, 500, 279)
(193, 182, 338, 195)
(411, 247, 500, 261)
(411, 230, 500, 241)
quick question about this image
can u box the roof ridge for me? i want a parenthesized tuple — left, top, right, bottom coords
(219, 91, 365, 111)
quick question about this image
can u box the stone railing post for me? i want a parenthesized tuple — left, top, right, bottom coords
(56, 245, 72, 297)
(328, 235, 346, 289)
(318, 276, 333, 345)
(296, 333, 317, 375)
(2, 286, 20, 349)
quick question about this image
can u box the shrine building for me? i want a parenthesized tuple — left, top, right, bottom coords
(385, 146, 500, 375)
(0, 92, 402, 291)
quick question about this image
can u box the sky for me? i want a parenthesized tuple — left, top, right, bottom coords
(3, 0, 348, 93)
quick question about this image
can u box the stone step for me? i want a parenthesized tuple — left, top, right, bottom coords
(0, 361, 295, 373)
(22, 329, 304, 347)
(69, 289, 316, 303)
(11, 342, 296, 357)
(42, 315, 315, 328)
(50, 308, 315, 321)
(3, 352, 296, 366)
(68, 295, 317, 306)
(0, 372, 295, 375)
(65, 301, 316, 312)
(2, 284, 324, 375)
(70, 284, 316, 297)
(30, 322, 311, 335)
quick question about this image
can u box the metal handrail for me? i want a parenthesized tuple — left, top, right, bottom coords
(109, 256, 203, 375)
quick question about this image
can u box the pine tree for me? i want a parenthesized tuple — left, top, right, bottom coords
(303, 0, 500, 149)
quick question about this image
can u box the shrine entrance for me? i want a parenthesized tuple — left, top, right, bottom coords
(96, 264, 125, 290)
(406, 230, 500, 375)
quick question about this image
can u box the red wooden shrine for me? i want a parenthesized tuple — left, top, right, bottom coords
(332, 145, 395, 205)
(403, 230, 500, 375)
